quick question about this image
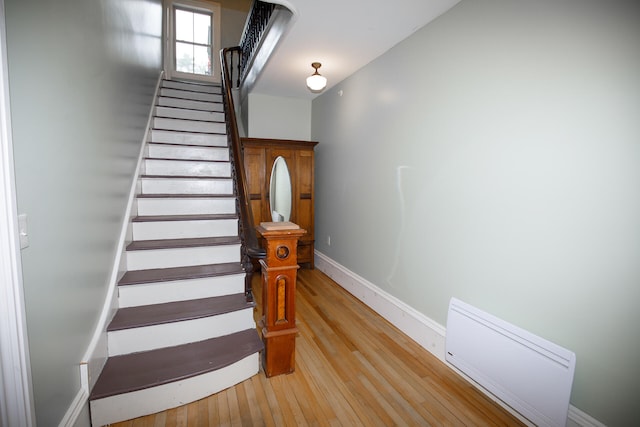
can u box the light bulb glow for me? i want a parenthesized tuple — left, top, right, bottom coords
(306, 74, 327, 91)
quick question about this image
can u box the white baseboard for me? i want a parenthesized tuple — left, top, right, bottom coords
(314, 251, 447, 361)
(313, 250, 604, 427)
(57, 386, 88, 427)
(568, 406, 607, 427)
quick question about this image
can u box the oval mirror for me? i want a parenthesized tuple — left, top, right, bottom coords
(269, 156, 292, 222)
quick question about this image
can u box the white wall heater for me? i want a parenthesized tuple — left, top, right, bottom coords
(446, 298, 576, 427)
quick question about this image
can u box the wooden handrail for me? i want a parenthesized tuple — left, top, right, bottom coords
(220, 46, 265, 302)
(219, 0, 281, 302)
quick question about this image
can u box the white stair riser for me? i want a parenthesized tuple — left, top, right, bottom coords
(137, 198, 236, 216)
(158, 97, 224, 112)
(90, 354, 259, 427)
(155, 106, 224, 122)
(126, 244, 240, 270)
(108, 308, 255, 356)
(144, 159, 231, 177)
(157, 96, 223, 112)
(117, 274, 245, 308)
(132, 218, 238, 240)
(148, 144, 229, 161)
(160, 88, 221, 103)
(150, 129, 227, 146)
(161, 80, 221, 94)
(141, 178, 233, 195)
(153, 118, 226, 134)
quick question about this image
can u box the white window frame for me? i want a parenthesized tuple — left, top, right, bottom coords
(164, 0, 221, 83)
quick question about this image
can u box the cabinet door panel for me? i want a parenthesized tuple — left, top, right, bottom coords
(296, 150, 314, 197)
(243, 147, 267, 226)
(297, 243, 312, 264)
(296, 198, 313, 236)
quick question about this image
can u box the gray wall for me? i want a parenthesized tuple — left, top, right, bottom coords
(311, 0, 640, 425)
(246, 93, 312, 140)
(4, 0, 162, 424)
(220, 0, 251, 48)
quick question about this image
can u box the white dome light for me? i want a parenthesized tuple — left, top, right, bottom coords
(306, 62, 327, 92)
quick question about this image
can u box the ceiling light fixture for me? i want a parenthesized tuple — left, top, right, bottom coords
(306, 62, 327, 92)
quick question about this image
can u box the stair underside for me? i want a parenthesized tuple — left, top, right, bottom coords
(90, 329, 263, 400)
(108, 293, 252, 331)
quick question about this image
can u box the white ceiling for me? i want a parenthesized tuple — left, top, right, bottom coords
(251, 0, 461, 99)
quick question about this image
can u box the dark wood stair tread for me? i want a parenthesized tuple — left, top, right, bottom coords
(108, 293, 253, 331)
(157, 92, 221, 100)
(118, 262, 244, 286)
(137, 193, 234, 198)
(89, 329, 263, 400)
(145, 157, 228, 163)
(160, 83, 221, 93)
(140, 174, 231, 180)
(154, 108, 227, 118)
(151, 128, 225, 135)
(148, 141, 225, 148)
(132, 213, 237, 222)
(154, 115, 223, 123)
(126, 236, 240, 251)
(162, 79, 220, 86)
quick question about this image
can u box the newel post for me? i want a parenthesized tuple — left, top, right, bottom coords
(256, 222, 306, 377)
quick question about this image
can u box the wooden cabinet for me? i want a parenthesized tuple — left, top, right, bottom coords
(241, 137, 318, 268)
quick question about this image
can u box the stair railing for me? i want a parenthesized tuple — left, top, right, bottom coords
(220, 46, 266, 302)
(238, 0, 276, 82)
(220, 0, 282, 302)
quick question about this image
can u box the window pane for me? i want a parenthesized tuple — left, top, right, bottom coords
(175, 9, 193, 43)
(193, 45, 211, 75)
(176, 42, 194, 73)
(173, 5, 215, 78)
(193, 13, 211, 45)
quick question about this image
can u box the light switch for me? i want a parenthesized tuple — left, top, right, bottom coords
(18, 213, 28, 249)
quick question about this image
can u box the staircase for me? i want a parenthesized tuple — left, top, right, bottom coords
(89, 79, 263, 426)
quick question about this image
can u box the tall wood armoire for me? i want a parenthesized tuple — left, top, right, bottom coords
(241, 137, 317, 268)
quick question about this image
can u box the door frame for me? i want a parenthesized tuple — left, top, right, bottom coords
(0, 0, 36, 425)
(164, 0, 221, 83)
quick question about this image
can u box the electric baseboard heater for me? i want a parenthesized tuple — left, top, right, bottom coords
(445, 298, 576, 427)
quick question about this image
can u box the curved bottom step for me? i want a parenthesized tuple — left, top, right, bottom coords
(89, 329, 263, 426)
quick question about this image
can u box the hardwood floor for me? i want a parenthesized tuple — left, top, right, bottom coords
(109, 268, 524, 426)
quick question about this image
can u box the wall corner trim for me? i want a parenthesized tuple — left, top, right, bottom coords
(313, 250, 604, 427)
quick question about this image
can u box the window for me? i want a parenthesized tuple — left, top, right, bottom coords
(166, 1, 221, 82)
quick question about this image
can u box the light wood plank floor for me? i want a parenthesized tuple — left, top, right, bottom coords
(109, 268, 524, 426)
